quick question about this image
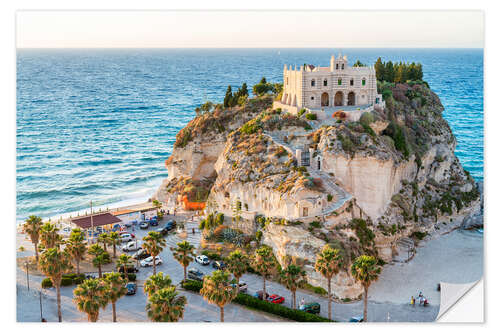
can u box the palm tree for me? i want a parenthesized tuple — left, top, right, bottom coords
(88, 244, 111, 278)
(144, 272, 173, 297)
(142, 231, 166, 275)
(38, 248, 73, 322)
(116, 254, 133, 281)
(22, 215, 42, 262)
(66, 228, 87, 274)
(251, 245, 277, 297)
(146, 286, 187, 322)
(200, 270, 238, 322)
(98, 233, 109, 252)
(350, 255, 381, 322)
(170, 241, 194, 282)
(104, 272, 127, 322)
(39, 222, 63, 249)
(108, 232, 120, 258)
(315, 244, 343, 320)
(225, 249, 249, 285)
(73, 278, 109, 322)
(280, 264, 307, 309)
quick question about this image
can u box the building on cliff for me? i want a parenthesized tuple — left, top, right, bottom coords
(273, 53, 384, 117)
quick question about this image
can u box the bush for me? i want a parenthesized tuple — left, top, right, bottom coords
(234, 293, 331, 322)
(62, 273, 76, 280)
(201, 250, 222, 261)
(41, 278, 53, 288)
(255, 230, 263, 243)
(304, 283, 328, 296)
(181, 279, 203, 292)
(123, 273, 137, 281)
(305, 113, 317, 120)
(359, 112, 374, 126)
(61, 277, 73, 287)
(298, 108, 307, 117)
(310, 221, 321, 228)
(327, 194, 333, 202)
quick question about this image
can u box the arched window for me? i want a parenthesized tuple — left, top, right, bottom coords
(342, 64, 345, 70)
(311, 79, 315, 87)
(336, 63, 339, 70)
(362, 78, 366, 86)
(323, 79, 328, 86)
(350, 78, 354, 86)
(311, 96, 314, 100)
(338, 78, 342, 85)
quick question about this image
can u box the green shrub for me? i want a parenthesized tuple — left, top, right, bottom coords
(41, 278, 53, 288)
(305, 113, 317, 120)
(62, 273, 77, 280)
(181, 279, 203, 292)
(234, 293, 331, 322)
(298, 108, 307, 117)
(61, 277, 73, 287)
(304, 283, 328, 296)
(359, 112, 374, 126)
(240, 118, 262, 135)
(411, 231, 428, 240)
(201, 250, 222, 260)
(255, 230, 263, 243)
(327, 194, 333, 202)
(310, 221, 321, 228)
(122, 273, 136, 281)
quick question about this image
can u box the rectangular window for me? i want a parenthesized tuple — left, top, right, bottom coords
(323, 80, 327, 87)
(362, 79, 366, 86)
(338, 79, 342, 85)
(302, 207, 309, 217)
(336, 64, 339, 70)
(350, 79, 354, 86)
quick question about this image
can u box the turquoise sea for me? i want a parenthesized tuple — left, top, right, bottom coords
(16, 48, 483, 222)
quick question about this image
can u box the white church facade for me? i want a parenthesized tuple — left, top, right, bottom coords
(273, 53, 383, 116)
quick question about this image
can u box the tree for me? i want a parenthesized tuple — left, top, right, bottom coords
(88, 244, 111, 278)
(315, 244, 343, 320)
(252, 245, 278, 297)
(351, 255, 381, 322)
(142, 231, 166, 275)
(225, 249, 249, 284)
(200, 101, 214, 113)
(39, 222, 63, 249)
(223, 85, 233, 108)
(108, 232, 120, 258)
(385, 61, 395, 83)
(98, 233, 109, 252)
(170, 241, 195, 282)
(73, 278, 109, 322)
(104, 272, 127, 322)
(144, 272, 173, 297)
(200, 270, 238, 322)
(231, 200, 242, 229)
(66, 228, 87, 274)
(38, 248, 73, 322)
(146, 286, 187, 322)
(280, 264, 307, 309)
(353, 60, 365, 67)
(22, 215, 42, 262)
(374, 57, 384, 81)
(116, 254, 133, 281)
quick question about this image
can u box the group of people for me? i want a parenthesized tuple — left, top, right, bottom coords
(410, 292, 429, 306)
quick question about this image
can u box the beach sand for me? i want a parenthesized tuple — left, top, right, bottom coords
(369, 229, 483, 305)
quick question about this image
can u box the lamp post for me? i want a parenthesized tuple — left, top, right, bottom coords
(39, 290, 43, 321)
(25, 262, 30, 291)
(90, 200, 94, 244)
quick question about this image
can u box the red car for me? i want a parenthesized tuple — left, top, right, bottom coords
(268, 294, 285, 304)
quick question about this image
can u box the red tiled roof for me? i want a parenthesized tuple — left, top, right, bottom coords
(71, 213, 121, 229)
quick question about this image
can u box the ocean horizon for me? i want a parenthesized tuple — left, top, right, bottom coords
(16, 48, 484, 223)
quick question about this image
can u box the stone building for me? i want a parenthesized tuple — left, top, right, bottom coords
(273, 53, 383, 115)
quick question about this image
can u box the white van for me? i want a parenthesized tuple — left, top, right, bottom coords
(122, 240, 141, 252)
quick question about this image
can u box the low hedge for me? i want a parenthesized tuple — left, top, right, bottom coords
(41, 278, 53, 288)
(122, 273, 137, 281)
(61, 277, 73, 287)
(234, 293, 331, 322)
(180, 279, 331, 322)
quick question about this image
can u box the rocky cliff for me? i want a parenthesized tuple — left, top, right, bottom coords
(155, 81, 481, 299)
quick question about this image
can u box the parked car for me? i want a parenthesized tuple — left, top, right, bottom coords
(121, 241, 141, 252)
(149, 219, 159, 226)
(126, 282, 137, 295)
(118, 265, 139, 274)
(187, 268, 204, 281)
(156, 226, 169, 236)
(140, 256, 163, 267)
(195, 255, 210, 265)
(123, 221, 133, 227)
(268, 294, 285, 304)
(120, 233, 134, 242)
(299, 302, 321, 314)
(230, 281, 248, 293)
(132, 248, 149, 260)
(253, 290, 269, 300)
(139, 221, 149, 229)
(349, 315, 364, 323)
(165, 220, 177, 231)
(212, 260, 226, 270)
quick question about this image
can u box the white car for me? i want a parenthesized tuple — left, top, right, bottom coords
(140, 256, 163, 267)
(121, 241, 141, 252)
(195, 255, 210, 265)
(120, 233, 134, 242)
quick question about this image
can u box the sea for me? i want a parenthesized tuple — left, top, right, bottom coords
(16, 48, 484, 223)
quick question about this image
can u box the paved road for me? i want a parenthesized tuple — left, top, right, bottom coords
(17, 213, 438, 322)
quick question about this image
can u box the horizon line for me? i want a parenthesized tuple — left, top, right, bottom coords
(17, 46, 484, 50)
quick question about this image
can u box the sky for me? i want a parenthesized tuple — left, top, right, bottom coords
(16, 11, 484, 48)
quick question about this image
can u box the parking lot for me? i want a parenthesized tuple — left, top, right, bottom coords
(17, 213, 438, 322)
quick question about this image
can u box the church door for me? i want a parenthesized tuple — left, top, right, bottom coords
(321, 92, 329, 107)
(334, 91, 344, 106)
(348, 92, 355, 105)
